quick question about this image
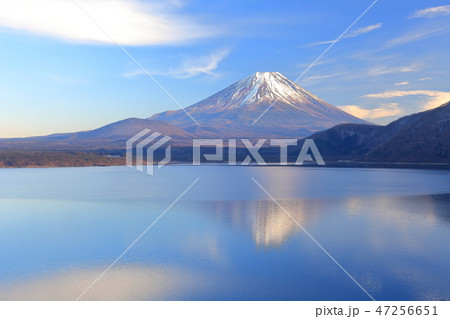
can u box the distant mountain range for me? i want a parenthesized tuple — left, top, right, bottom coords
(0, 72, 448, 167)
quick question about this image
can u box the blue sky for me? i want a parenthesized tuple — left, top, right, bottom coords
(0, 0, 449, 137)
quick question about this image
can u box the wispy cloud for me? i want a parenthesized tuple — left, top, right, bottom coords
(364, 90, 450, 110)
(303, 72, 345, 82)
(123, 49, 231, 79)
(296, 58, 336, 69)
(171, 49, 230, 78)
(346, 23, 383, 38)
(411, 5, 450, 19)
(395, 81, 409, 86)
(309, 23, 382, 46)
(418, 77, 432, 81)
(386, 27, 449, 47)
(0, 0, 217, 45)
(47, 74, 82, 85)
(368, 65, 419, 76)
(339, 103, 401, 119)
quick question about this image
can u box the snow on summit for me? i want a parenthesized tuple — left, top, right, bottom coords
(237, 72, 317, 106)
(211, 71, 324, 108)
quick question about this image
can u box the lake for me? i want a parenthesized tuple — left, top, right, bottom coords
(0, 166, 449, 300)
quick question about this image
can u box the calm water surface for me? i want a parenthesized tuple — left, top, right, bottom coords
(0, 166, 449, 300)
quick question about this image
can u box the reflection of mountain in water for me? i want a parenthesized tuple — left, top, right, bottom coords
(209, 199, 319, 248)
(202, 192, 450, 249)
(253, 201, 300, 248)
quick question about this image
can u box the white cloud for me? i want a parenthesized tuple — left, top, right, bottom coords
(364, 90, 450, 110)
(309, 23, 382, 46)
(346, 23, 383, 38)
(418, 77, 432, 81)
(386, 27, 449, 47)
(172, 49, 230, 78)
(339, 103, 401, 119)
(0, 0, 216, 46)
(303, 73, 345, 82)
(123, 49, 230, 79)
(368, 65, 418, 76)
(411, 5, 450, 18)
(395, 81, 409, 86)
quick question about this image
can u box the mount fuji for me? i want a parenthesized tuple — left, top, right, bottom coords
(150, 72, 368, 138)
(0, 72, 369, 153)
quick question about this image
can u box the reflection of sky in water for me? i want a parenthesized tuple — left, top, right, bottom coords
(0, 265, 213, 301)
(0, 166, 449, 300)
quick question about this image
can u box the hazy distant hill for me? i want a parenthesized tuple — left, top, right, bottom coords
(309, 101, 450, 164)
(150, 72, 367, 138)
(0, 118, 194, 150)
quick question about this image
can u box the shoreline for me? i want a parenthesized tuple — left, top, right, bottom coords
(1, 161, 449, 170)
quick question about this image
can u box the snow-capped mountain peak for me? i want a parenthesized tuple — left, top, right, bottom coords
(150, 71, 368, 138)
(218, 71, 322, 108)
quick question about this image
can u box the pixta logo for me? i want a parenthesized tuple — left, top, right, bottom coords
(126, 129, 172, 175)
(193, 138, 325, 166)
(127, 129, 325, 175)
